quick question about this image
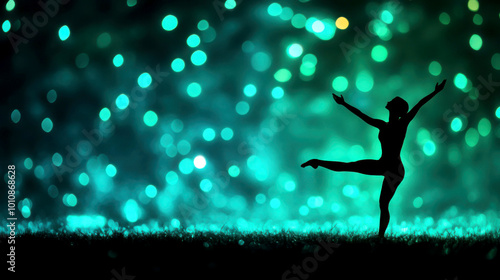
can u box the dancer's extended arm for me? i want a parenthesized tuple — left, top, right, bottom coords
(332, 93, 385, 129)
(402, 79, 446, 124)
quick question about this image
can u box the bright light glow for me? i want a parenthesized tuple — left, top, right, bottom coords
(478, 118, 491, 136)
(228, 165, 240, 177)
(187, 82, 202, 97)
(267, 3, 282, 16)
(65, 194, 78, 207)
(6, 0, 15, 11)
(171, 58, 185, 72)
(469, 34, 482, 51)
(272, 87, 284, 99)
(145, 185, 157, 198)
(335, 17, 349, 29)
(244, 84, 257, 97)
(451, 117, 463, 132)
(179, 158, 194, 174)
(52, 153, 63, 167)
(467, 0, 479, 12)
(191, 50, 207, 66)
(381, 10, 394, 24)
(312, 20, 325, 33)
(203, 128, 216, 141)
(162, 15, 178, 31)
(124, 199, 140, 223)
(198, 20, 209, 31)
(116, 94, 129, 110)
(165, 171, 178, 184)
(41, 118, 53, 133)
(225, 0, 236, 10)
(200, 179, 213, 192)
(465, 128, 479, 147)
(79, 172, 90, 186)
(291, 14, 307, 28)
(423, 141, 436, 156)
(194, 155, 207, 169)
(332, 76, 348, 92)
(287, 43, 303, 58)
(413, 197, 424, 208)
(113, 54, 124, 67)
(99, 107, 111, 121)
(429, 61, 442, 76)
(2, 20, 11, 32)
(274, 68, 292, 82)
(454, 73, 467, 89)
(371, 45, 388, 62)
(138, 72, 152, 88)
(187, 34, 201, 48)
(221, 127, 234, 140)
(270, 198, 281, 209)
(106, 164, 117, 177)
(59, 25, 70, 41)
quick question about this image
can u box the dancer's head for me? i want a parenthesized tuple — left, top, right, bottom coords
(385, 96, 408, 118)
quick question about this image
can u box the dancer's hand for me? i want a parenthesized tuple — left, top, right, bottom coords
(301, 159, 319, 169)
(434, 79, 446, 92)
(332, 93, 346, 105)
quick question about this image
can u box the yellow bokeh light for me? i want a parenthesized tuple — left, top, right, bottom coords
(467, 0, 479, 12)
(336, 17, 349, 30)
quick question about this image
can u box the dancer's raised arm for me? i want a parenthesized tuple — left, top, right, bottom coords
(332, 93, 385, 129)
(401, 79, 446, 124)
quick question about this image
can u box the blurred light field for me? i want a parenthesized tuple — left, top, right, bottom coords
(1, 0, 500, 250)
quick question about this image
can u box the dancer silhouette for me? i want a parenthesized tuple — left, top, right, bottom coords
(301, 80, 446, 238)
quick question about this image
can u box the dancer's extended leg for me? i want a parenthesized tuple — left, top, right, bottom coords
(301, 159, 384, 176)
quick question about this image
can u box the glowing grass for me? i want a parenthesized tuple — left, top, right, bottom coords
(7, 211, 500, 241)
(9, 217, 500, 279)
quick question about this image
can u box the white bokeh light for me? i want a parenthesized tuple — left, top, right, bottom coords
(194, 155, 207, 169)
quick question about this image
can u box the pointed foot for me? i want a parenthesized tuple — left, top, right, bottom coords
(301, 159, 319, 169)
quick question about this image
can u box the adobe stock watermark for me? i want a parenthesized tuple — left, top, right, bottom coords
(178, 104, 297, 221)
(110, 267, 135, 280)
(282, 237, 340, 280)
(213, 0, 242, 21)
(7, 0, 70, 54)
(51, 64, 169, 182)
(339, 0, 404, 63)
